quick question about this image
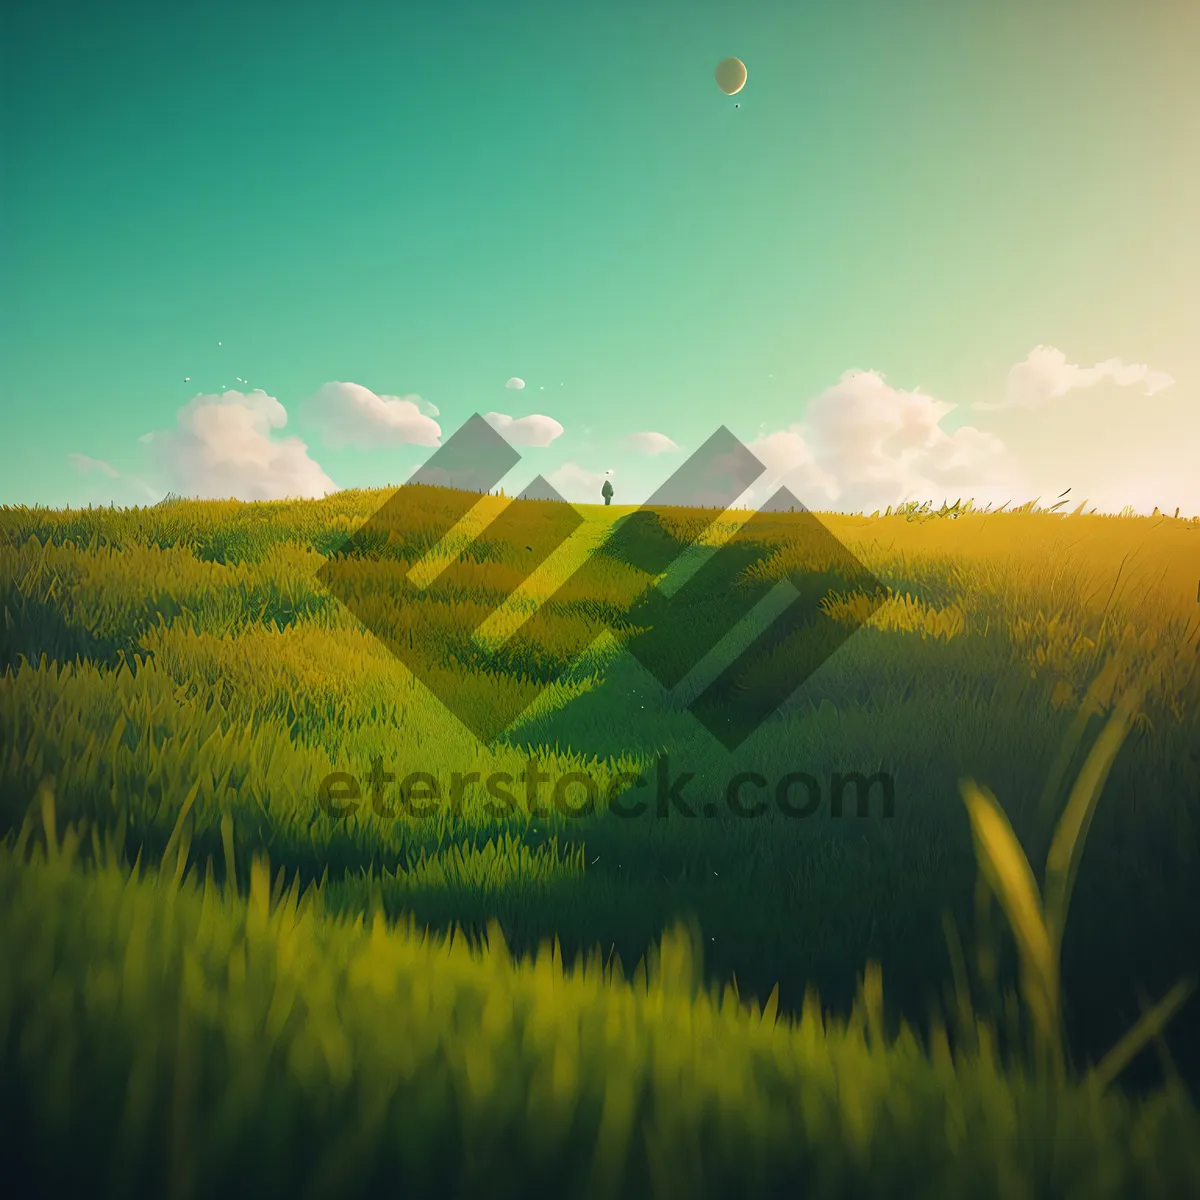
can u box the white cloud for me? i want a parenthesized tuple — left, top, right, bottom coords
(145, 389, 337, 502)
(625, 431, 681, 456)
(302, 382, 441, 448)
(968, 349, 1197, 515)
(505, 377, 526, 390)
(482, 411, 564, 447)
(745, 369, 1021, 513)
(976, 345, 1175, 411)
(68, 453, 120, 478)
(738, 350, 1199, 516)
(547, 461, 613, 502)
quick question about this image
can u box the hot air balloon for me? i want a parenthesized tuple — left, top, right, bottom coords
(714, 57, 747, 97)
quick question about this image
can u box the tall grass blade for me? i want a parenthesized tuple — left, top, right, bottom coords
(220, 813, 237, 895)
(941, 909, 977, 1055)
(1043, 674, 1145, 962)
(1136, 985, 1188, 1094)
(38, 779, 58, 861)
(162, 778, 202, 874)
(1036, 654, 1122, 825)
(1089, 979, 1196, 1094)
(958, 779, 1059, 1063)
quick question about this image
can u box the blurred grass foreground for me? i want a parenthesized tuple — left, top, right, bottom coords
(2, 487, 1200, 1197)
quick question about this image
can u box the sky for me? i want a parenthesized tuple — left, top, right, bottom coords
(2, 0, 1198, 515)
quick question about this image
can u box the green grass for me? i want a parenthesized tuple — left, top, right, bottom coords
(2, 488, 1200, 1195)
(3, 791, 1199, 1200)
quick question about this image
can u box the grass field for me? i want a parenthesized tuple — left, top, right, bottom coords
(2, 486, 1200, 1197)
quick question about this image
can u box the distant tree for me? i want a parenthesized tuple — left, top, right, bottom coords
(601, 479, 614, 506)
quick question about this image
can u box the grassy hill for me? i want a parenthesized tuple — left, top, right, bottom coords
(2, 488, 1199, 1197)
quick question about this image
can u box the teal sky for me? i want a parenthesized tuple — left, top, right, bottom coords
(3, 0, 1198, 513)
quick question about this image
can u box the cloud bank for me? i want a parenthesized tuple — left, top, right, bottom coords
(744, 369, 1019, 513)
(728, 345, 1190, 515)
(63, 343, 1189, 516)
